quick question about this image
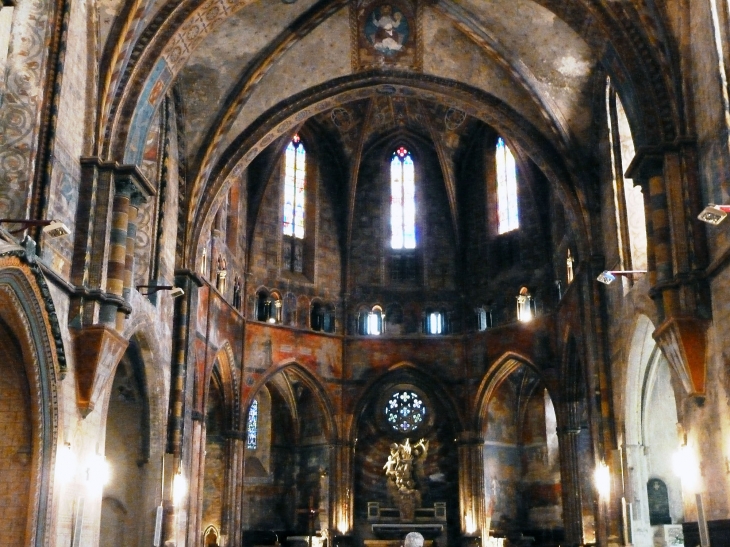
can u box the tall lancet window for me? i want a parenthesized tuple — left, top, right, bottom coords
(390, 146, 416, 249)
(283, 135, 306, 239)
(496, 137, 519, 234)
(246, 399, 258, 449)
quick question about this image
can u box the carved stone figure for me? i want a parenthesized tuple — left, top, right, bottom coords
(383, 438, 429, 521)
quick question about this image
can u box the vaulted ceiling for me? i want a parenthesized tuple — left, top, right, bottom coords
(98, 0, 682, 262)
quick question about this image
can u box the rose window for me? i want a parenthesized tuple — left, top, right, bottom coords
(385, 390, 426, 433)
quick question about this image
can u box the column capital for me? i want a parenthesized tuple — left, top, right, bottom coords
(625, 147, 664, 182)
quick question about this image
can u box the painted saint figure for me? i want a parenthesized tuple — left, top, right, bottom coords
(365, 4, 409, 56)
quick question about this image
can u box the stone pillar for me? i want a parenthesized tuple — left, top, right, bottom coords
(101, 177, 132, 328)
(456, 432, 485, 539)
(123, 191, 143, 301)
(332, 439, 353, 536)
(162, 269, 203, 546)
(557, 405, 584, 546)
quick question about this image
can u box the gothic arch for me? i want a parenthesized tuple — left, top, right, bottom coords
(116, 322, 170, 459)
(245, 360, 336, 442)
(350, 361, 464, 444)
(474, 351, 547, 434)
(204, 342, 240, 431)
(190, 74, 589, 272)
(625, 314, 658, 446)
(0, 247, 62, 546)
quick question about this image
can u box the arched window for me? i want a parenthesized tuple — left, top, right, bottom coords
(256, 290, 282, 323)
(606, 78, 647, 276)
(358, 305, 383, 335)
(426, 310, 444, 334)
(390, 146, 416, 249)
(283, 135, 306, 239)
(496, 137, 519, 234)
(476, 306, 492, 331)
(246, 399, 259, 450)
(311, 302, 336, 333)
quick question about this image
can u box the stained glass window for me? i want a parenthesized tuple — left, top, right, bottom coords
(246, 399, 258, 449)
(390, 147, 416, 249)
(283, 135, 306, 239)
(385, 390, 426, 433)
(496, 138, 519, 234)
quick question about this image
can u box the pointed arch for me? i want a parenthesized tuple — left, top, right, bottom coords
(118, 320, 171, 462)
(350, 361, 463, 445)
(245, 360, 336, 442)
(474, 351, 547, 434)
(624, 315, 658, 446)
(0, 246, 62, 546)
(205, 341, 240, 431)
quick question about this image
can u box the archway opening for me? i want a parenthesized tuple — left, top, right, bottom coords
(623, 317, 684, 546)
(353, 375, 459, 547)
(483, 363, 563, 545)
(101, 340, 153, 547)
(0, 317, 33, 541)
(242, 368, 330, 546)
(202, 369, 227, 540)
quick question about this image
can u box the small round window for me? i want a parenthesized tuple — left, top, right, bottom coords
(385, 390, 427, 433)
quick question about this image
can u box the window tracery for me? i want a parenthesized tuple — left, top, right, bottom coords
(385, 390, 427, 433)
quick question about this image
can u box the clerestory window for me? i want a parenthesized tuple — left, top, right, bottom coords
(283, 135, 306, 239)
(496, 137, 519, 234)
(390, 146, 416, 249)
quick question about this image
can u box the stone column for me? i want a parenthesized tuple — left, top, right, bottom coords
(456, 432, 485, 539)
(331, 439, 353, 537)
(162, 270, 203, 546)
(101, 176, 132, 328)
(122, 190, 144, 301)
(557, 405, 584, 546)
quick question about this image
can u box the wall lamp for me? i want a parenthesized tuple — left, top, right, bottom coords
(596, 270, 647, 285)
(136, 285, 185, 298)
(0, 218, 71, 238)
(698, 204, 730, 225)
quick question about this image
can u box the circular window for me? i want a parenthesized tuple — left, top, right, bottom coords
(385, 390, 427, 433)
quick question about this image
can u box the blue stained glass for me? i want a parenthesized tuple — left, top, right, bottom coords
(496, 138, 519, 234)
(246, 400, 258, 449)
(283, 137, 306, 239)
(385, 390, 426, 433)
(390, 149, 416, 249)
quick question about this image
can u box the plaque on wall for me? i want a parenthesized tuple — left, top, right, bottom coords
(647, 478, 672, 525)
(351, 0, 422, 71)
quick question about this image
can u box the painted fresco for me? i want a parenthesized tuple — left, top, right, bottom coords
(352, 0, 421, 71)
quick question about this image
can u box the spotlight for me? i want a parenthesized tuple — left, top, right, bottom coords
(596, 270, 647, 285)
(43, 220, 71, 238)
(0, 218, 70, 238)
(136, 285, 185, 297)
(698, 204, 730, 225)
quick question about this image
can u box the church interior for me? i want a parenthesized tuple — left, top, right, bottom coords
(2, 0, 730, 545)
